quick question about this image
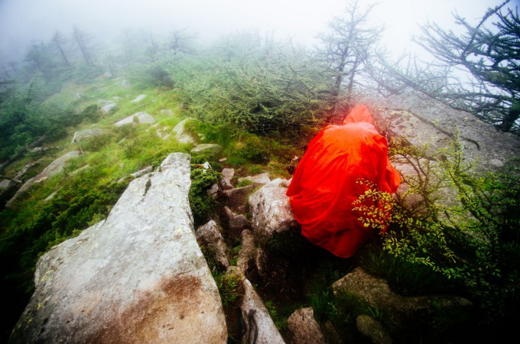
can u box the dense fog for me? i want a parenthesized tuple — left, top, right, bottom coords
(0, 0, 510, 65)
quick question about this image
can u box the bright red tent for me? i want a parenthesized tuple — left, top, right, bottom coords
(287, 105, 401, 258)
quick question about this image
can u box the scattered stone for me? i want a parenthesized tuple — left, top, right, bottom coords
(100, 102, 117, 114)
(173, 118, 200, 144)
(222, 206, 250, 239)
(114, 112, 156, 127)
(221, 185, 254, 213)
(332, 267, 472, 318)
(219, 158, 227, 162)
(130, 94, 146, 103)
(237, 230, 256, 274)
(356, 315, 392, 344)
(191, 144, 223, 155)
(220, 168, 234, 190)
(11, 153, 227, 344)
(196, 220, 229, 269)
(71, 129, 107, 144)
(159, 109, 175, 116)
(208, 183, 219, 199)
(103, 71, 113, 78)
(31, 147, 54, 153)
(121, 79, 131, 88)
(75, 93, 83, 99)
(238, 172, 270, 185)
(237, 272, 285, 344)
(287, 307, 326, 344)
(131, 166, 153, 178)
(13, 160, 41, 180)
(249, 178, 297, 245)
(7, 151, 81, 207)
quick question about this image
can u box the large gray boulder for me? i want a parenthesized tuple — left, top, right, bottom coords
(114, 112, 156, 126)
(131, 94, 147, 103)
(196, 220, 229, 269)
(249, 178, 297, 245)
(100, 102, 117, 114)
(10, 153, 227, 344)
(7, 151, 81, 207)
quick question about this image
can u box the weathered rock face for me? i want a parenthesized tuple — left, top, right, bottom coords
(237, 230, 256, 274)
(115, 112, 156, 126)
(221, 185, 254, 213)
(7, 151, 81, 207)
(332, 267, 471, 317)
(71, 129, 107, 144)
(249, 178, 297, 245)
(220, 168, 234, 190)
(287, 307, 326, 344)
(100, 102, 117, 114)
(10, 153, 227, 344)
(376, 93, 520, 174)
(223, 206, 250, 239)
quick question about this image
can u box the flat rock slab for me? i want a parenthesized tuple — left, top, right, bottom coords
(131, 94, 147, 102)
(7, 151, 81, 207)
(238, 172, 270, 185)
(71, 129, 108, 144)
(191, 144, 223, 155)
(287, 307, 326, 344)
(10, 153, 227, 344)
(114, 112, 156, 126)
(332, 267, 471, 316)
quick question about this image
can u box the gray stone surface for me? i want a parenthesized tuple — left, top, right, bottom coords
(287, 307, 326, 344)
(115, 112, 156, 126)
(237, 230, 256, 273)
(160, 109, 175, 116)
(238, 172, 271, 185)
(356, 315, 392, 344)
(221, 168, 234, 190)
(173, 118, 200, 144)
(7, 151, 81, 207)
(223, 206, 250, 238)
(249, 178, 297, 245)
(131, 94, 147, 103)
(10, 153, 227, 344)
(231, 268, 285, 344)
(191, 144, 223, 155)
(121, 79, 131, 88)
(221, 185, 254, 213)
(332, 267, 471, 316)
(196, 220, 229, 269)
(71, 129, 107, 144)
(100, 102, 117, 114)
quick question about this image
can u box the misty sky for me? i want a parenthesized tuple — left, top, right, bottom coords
(0, 0, 516, 65)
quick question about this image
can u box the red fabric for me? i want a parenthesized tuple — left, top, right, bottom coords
(287, 105, 401, 258)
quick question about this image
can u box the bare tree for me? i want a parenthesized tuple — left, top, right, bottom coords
(72, 26, 95, 66)
(316, 0, 382, 107)
(52, 31, 71, 67)
(372, 1, 519, 133)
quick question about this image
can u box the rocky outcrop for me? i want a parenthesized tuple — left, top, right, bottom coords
(71, 129, 107, 144)
(10, 153, 227, 344)
(249, 178, 297, 245)
(196, 220, 229, 269)
(287, 307, 326, 344)
(115, 112, 156, 126)
(222, 206, 250, 239)
(237, 230, 256, 273)
(332, 267, 471, 317)
(7, 151, 81, 207)
(356, 315, 392, 344)
(131, 94, 147, 103)
(173, 118, 200, 144)
(221, 185, 254, 213)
